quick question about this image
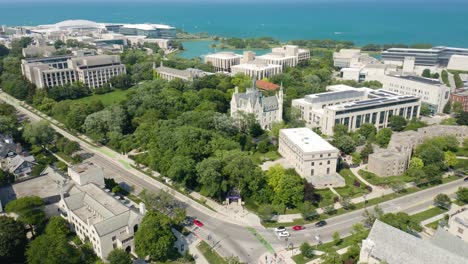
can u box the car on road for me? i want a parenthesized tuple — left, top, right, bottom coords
(278, 231, 290, 237)
(314, 220, 327, 227)
(274, 226, 286, 232)
(193, 219, 204, 227)
(464, 177, 468, 182)
(292, 225, 305, 231)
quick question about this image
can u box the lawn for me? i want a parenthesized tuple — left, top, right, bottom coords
(358, 170, 414, 187)
(410, 207, 447, 223)
(334, 169, 370, 198)
(292, 253, 315, 264)
(73, 89, 131, 106)
(440, 118, 458, 125)
(426, 219, 441, 230)
(253, 150, 281, 164)
(197, 241, 227, 264)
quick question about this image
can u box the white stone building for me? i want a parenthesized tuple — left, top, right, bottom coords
(231, 62, 282, 79)
(333, 49, 362, 68)
(204, 52, 243, 72)
(256, 45, 309, 69)
(448, 208, 468, 242)
(448, 55, 468, 72)
(292, 85, 421, 136)
(59, 162, 144, 260)
(230, 82, 283, 130)
(383, 74, 451, 114)
(278, 128, 344, 188)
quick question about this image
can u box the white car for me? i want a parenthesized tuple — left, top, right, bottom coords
(278, 231, 290, 237)
(274, 226, 286, 232)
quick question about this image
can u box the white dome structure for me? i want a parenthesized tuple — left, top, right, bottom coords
(53, 20, 105, 31)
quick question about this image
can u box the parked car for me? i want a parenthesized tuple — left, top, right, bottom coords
(274, 226, 286, 232)
(315, 220, 327, 227)
(292, 225, 305, 231)
(464, 177, 468, 182)
(278, 231, 290, 237)
(193, 219, 204, 227)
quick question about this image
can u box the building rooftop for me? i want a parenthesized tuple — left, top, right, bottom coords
(255, 80, 280, 91)
(205, 52, 243, 59)
(231, 62, 282, 71)
(453, 89, 468, 96)
(280, 128, 338, 153)
(370, 150, 406, 161)
(390, 74, 442, 85)
(121, 23, 175, 30)
(364, 220, 468, 264)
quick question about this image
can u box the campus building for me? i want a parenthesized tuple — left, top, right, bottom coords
(360, 220, 468, 264)
(381, 46, 468, 67)
(367, 151, 408, 177)
(292, 85, 421, 136)
(230, 82, 283, 130)
(154, 62, 212, 82)
(383, 74, 451, 114)
(447, 208, 468, 243)
(256, 45, 310, 69)
(451, 90, 468, 112)
(118, 24, 176, 39)
(204, 52, 243, 72)
(59, 162, 144, 259)
(448, 55, 468, 72)
(231, 62, 282, 79)
(333, 49, 362, 68)
(21, 54, 126, 89)
(278, 128, 344, 188)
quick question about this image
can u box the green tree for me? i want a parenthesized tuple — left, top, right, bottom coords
(456, 187, 468, 204)
(5, 196, 45, 236)
(107, 249, 132, 264)
(196, 157, 227, 199)
(379, 212, 422, 234)
(434, 194, 451, 210)
(333, 124, 348, 137)
(45, 216, 70, 236)
(110, 74, 132, 89)
(351, 152, 362, 165)
(0, 216, 27, 263)
(333, 135, 356, 154)
(389, 115, 407, 131)
(452, 101, 464, 116)
(454, 73, 464, 88)
(457, 112, 468, 126)
(299, 242, 314, 258)
(360, 143, 374, 162)
(375, 128, 392, 147)
(26, 233, 81, 264)
(443, 101, 452, 114)
(275, 172, 304, 208)
(417, 145, 444, 166)
(0, 44, 9, 57)
(299, 201, 319, 221)
(23, 121, 56, 147)
(321, 250, 342, 264)
(409, 157, 424, 170)
(422, 69, 431, 78)
(332, 231, 341, 245)
(358, 123, 376, 139)
(441, 70, 450, 86)
(0, 169, 15, 187)
(444, 151, 458, 168)
(134, 211, 176, 261)
(420, 104, 432, 116)
(258, 204, 274, 222)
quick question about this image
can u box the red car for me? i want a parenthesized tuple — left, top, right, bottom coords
(292, 225, 305, 231)
(194, 219, 204, 227)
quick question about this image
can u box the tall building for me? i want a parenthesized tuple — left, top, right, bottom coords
(230, 82, 283, 130)
(231, 62, 282, 79)
(383, 74, 451, 114)
(278, 128, 344, 188)
(204, 52, 243, 72)
(333, 49, 362, 68)
(447, 208, 468, 242)
(21, 54, 126, 89)
(292, 85, 421, 136)
(154, 62, 212, 82)
(256, 45, 309, 69)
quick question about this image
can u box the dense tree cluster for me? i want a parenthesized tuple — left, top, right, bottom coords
(220, 37, 280, 49)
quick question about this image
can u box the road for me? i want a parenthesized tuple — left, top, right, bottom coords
(1, 91, 466, 263)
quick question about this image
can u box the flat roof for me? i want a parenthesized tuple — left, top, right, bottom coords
(205, 52, 243, 59)
(231, 63, 281, 70)
(280, 127, 338, 153)
(390, 74, 442, 85)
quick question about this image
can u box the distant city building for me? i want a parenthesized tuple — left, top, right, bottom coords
(451, 90, 468, 112)
(22, 44, 56, 58)
(381, 46, 468, 66)
(360, 220, 468, 264)
(383, 74, 451, 114)
(21, 54, 126, 89)
(278, 128, 344, 188)
(447, 208, 468, 242)
(204, 52, 243, 72)
(333, 49, 362, 68)
(230, 82, 283, 130)
(118, 24, 176, 39)
(154, 62, 212, 82)
(292, 85, 421, 136)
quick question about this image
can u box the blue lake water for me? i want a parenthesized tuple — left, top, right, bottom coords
(2, 1, 468, 57)
(178, 41, 271, 59)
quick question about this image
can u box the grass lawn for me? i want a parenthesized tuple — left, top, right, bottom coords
(253, 150, 281, 164)
(73, 89, 131, 106)
(455, 147, 468, 157)
(197, 241, 227, 264)
(410, 207, 447, 223)
(358, 169, 414, 187)
(440, 118, 458, 125)
(426, 219, 441, 230)
(454, 158, 468, 171)
(334, 169, 370, 198)
(292, 253, 315, 264)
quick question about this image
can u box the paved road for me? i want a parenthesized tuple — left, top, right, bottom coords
(2, 91, 466, 263)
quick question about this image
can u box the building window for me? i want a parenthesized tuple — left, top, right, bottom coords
(311, 162, 314, 166)
(327, 168, 330, 174)
(327, 160, 330, 165)
(311, 169, 314, 176)
(112, 236, 116, 241)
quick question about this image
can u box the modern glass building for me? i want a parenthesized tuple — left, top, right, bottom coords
(381, 46, 468, 66)
(118, 24, 176, 39)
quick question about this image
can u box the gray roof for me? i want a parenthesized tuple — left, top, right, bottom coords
(234, 88, 279, 112)
(430, 228, 468, 259)
(0, 142, 16, 158)
(7, 155, 35, 174)
(393, 75, 442, 85)
(156, 66, 192, 79)
(365, 220, 468, 264)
